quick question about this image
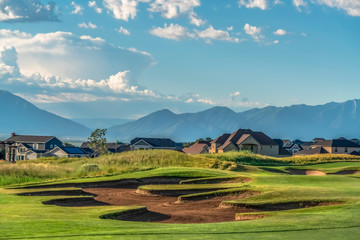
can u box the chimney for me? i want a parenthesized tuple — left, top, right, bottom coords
(11, 133, 15, 137)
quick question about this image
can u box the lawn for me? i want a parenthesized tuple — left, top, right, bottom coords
(1, 151, 360, 239)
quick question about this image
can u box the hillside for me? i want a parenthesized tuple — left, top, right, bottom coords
(0, 90, 91, 138)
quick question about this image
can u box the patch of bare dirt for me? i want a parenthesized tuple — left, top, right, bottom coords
(20, 177, 186, 189)
(83, 187, 246, 223)
(287, 169, 326, 176)
(235, 213, 268, 221)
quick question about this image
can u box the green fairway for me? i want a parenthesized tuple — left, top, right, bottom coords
(1, 151, 360, 239)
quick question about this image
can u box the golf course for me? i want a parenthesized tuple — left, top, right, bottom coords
(1, 150, 360, 239)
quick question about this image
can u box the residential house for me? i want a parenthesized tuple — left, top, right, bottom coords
(130, 138, 176, 150)
(209, 129, 280, 157)
(209, 134, 231, 154)
(48, 146, 90, 158)
(273, 139, 302, 155)
(80, 142, 130, 154)
(182, 141, 211, 155)
(295, 138, 360, 155)
(5, 133, 63, 161)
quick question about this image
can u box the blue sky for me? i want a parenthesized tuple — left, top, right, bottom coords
(0, 0, 359, 119)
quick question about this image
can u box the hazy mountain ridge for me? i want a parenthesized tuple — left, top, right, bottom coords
(108, 100, 360, 142)
(0, 90, 91, 138)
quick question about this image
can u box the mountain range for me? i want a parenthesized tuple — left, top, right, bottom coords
(0, 90, 91, 139)
(108, 100, 360, 142)
(1, 90, 360, 142)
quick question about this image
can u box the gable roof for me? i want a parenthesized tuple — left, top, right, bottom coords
(52, 146, 89, 155)
(218, 129, 277, 150)
(6, 135, 55, 143)
(81, 142, 124, 149)
(182, 141, 210, 155)
(313, 139, 360, 148)
(294, 147, 329, 156)
(130, 138, 175, 148)
(211, 134, 231, 145)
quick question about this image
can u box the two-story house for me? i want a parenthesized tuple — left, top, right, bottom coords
(5, 133, 63, 161)
(295, 138, 360, 156)
(209, 129, 280, 157)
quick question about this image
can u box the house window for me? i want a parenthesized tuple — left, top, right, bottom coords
(345, 148, 348, 153)
(270, 145, 272, 150)
(335, 147, 338, 153)
(50, 144, 53, 148)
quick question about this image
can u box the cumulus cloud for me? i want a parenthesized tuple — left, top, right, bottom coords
(196, 26, 240, 43)
(88, 1, 103, 13)
(78, 22, 98, 29)
(274, 28, 287, 35)
(0, 0, 59, 22)
(230, 91, 241, 97)
(118, 26, 131, 35)
(148, 0, 200, 18)
(150, 23, 195, 40)
(71, 1, 83, 14)
(189, 12, 205, 26)
(103, 0, 150, 21)
(0, 29, 153, 83)
(0, 46, 159, 103)
(293, 0, 307, 11)
(315, 0, 360, 16)
(244, 23, 263, 42)
(238, 0, 268, 10)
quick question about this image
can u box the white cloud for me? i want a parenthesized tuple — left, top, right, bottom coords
(273, 0, 283, 5)
(238, 0, 268, 10)
(103, 0, 150, 21)
(301, 32, 307, 36)
(148, 0, 200, 18)
(273, 40, 279, 44)
(0, 0, 58, 22)
(293, 0, 307, 11)
(244, 23, 263, 42)
(150, 23, 195, 41)
(71, 1, 83, 15)
(274, 28, 287, 35)
(189, 12, 205, 26)
(118, 26, 131, 35)
(88, 1, 103, 13)
(227, 26, 234, 31)
(78, 22, 98, 29)
(230, 91, 241, 97)
(0, 29, 153, 82)
(197, 98, 215, 105)
(196, 26, 240, 43)
(315, 0, 360, 16)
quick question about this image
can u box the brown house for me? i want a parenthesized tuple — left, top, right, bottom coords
(295, 139, 360, 156)
(209, 129, 279, 157)
(183, 141, 211, 155)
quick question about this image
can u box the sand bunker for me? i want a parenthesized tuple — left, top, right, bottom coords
(43, 197, 109, 207)
(17, 190, 94, 197)
(287, 169, 326, 176)
(220, 201, 342, 211)
(329, 170, 360, 175)
(20, 177, 187, 189)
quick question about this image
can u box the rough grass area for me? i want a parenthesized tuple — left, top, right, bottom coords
(2, 150, 360, 187)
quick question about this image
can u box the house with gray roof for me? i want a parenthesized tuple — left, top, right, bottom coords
(209, 129, 280, 157)
(48, 146, 90, 158)
(130, 138, 176, 151)
(5, 133, 63, 161)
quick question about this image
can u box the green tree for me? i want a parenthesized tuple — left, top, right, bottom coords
(88, 129, 108, 156)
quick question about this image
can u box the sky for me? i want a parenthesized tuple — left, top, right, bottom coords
(0, 0, 359, 119)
